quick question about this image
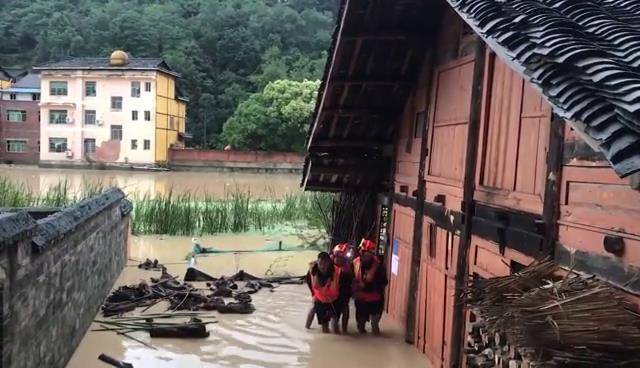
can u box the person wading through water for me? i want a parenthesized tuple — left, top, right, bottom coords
(330, 242, 354, 333)
(305, 252, 350, 333)
(353, 239, 388, 335)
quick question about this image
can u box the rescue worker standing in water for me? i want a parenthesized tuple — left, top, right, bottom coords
(352, 239, 388, 335)
(305, 251, 351, 333)
(331, 243, 354, 333)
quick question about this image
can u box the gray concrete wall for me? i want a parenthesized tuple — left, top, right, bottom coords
(0, 188, 131, 368)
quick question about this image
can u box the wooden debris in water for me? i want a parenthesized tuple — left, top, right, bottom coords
(464, 258, 640, 367)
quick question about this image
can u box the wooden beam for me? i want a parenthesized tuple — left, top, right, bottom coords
(306, 0, 353, 150)
(322, 107, 399, 116)
(310, 139, 392, 150)
(328, 114, 340, 139)
(311, 163, 389, 176)
(348, 38, 363, 77)
(450, 39, 487, 368)
(331, 79, 414, 87)
(542, 115, 565, 252)
(342, 33, 411, 41)
(403, 50, 435, 344)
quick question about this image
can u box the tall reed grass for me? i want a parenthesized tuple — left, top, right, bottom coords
(0, 177, 333, 236)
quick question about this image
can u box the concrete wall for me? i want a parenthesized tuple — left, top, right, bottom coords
(0, 188, 131, 368)
(0, 96, 40, 164)
(39, 70, 157, 164)
(169, 148, 304, 173)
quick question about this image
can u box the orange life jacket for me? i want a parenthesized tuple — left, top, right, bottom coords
(311, 265, 341, 303)
(353, 256, 382, 302)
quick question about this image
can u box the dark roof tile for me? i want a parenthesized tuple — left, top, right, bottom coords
(450, 0, 640, 176)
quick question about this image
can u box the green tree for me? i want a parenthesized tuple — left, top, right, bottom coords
(221, 79, 319, 152)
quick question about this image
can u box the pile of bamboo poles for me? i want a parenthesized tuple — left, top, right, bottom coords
(464, 259, 640, 367)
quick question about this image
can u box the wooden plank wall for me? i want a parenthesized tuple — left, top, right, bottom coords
(384, 4, 640, 368)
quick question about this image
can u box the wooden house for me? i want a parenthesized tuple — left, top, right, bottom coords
(303, 0, 640, 366)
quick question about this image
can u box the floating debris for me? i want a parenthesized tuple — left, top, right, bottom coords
(98, 353, 133, 368)
(137, 258, 164, 271)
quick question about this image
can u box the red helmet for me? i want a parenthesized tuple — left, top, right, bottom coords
(359, 239, 376, 253)
(332, 242, 349, 256)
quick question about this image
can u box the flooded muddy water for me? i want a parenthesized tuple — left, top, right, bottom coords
(66, 234, 429, 368)
(0, 165, 301, 198)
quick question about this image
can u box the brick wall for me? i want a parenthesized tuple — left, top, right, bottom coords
(0, 188, 131, 368)
(0, 100, 40, 164)
(169, 148, 304, 172)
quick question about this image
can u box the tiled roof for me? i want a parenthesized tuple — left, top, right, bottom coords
(34, 58, 179, 77)
(449, 0, 640, 177)
(13, 73, 40, 89)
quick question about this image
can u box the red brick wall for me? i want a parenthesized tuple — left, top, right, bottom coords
(169, 148, 304, 165)
(0, 100, 40, 164)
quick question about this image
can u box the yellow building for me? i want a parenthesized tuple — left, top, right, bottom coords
(155, 73, 188, 162)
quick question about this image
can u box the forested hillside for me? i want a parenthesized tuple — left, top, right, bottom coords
(0, 0, 337, 151)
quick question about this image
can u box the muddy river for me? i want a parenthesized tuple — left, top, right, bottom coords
(0, 165, 301, 198)
(66, 234, 428, 368)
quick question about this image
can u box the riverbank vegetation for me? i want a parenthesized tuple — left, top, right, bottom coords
(0, 178, 332, 236)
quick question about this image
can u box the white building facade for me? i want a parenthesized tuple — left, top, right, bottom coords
(38, 70, 157, 165)
(35, 52, 187, 166)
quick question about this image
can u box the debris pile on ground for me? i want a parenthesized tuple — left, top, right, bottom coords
(137, 258, 164, 270)
(102, 269, 257, 317)
(464, 259, 640, 367)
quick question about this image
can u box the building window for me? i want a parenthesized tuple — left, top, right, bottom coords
(111, 96, 123, 111)
(48, 137, 68, 152)
(144, 111, 151, 121)
(131, 82, 141, 98)
(83, 138, 96, 154)
(32, 93, 40, 101)
(85, 81, 96, 97)
(132, 110, 138, 121)
(145, 82, 151, 92)
(131, 139, 138, 150)
(50, 81, 68, 96)
(84, 110, 96, 125)
(9, 93, 16, 100)
(6, 110, 26, 122)
(49, 110, 68, 124)
(6, 140, 27, 153)
(144, 139, 151, 150)
(110, 125, 123, 141)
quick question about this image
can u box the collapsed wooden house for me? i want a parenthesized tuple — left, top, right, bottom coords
(302, 0, 640, 367)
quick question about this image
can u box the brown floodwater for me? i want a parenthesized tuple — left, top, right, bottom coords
(0, 165, 301, 199)
(66, 234, 429, 368)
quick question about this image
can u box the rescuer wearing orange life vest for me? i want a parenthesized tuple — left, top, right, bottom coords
(353, 239, 388, 335)
(305, 251, 351, 333)
(331, 242, 355, 333)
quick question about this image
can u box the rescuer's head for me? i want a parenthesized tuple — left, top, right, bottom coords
(359, 238, 376, 262)
(317, 251, 332, 274)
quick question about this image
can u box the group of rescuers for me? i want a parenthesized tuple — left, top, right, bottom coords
(305, 239, 388, 335)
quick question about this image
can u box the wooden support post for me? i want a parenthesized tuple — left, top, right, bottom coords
(404, 51, 435, 344)
(450, 38, 486, 368)
(542, 115, 565, 254)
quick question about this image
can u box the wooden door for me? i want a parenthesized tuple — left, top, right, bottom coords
(386, 204, 414, 322)
(416, 222, 460, 368)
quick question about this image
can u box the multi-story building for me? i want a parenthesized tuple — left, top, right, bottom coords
(34, 51, 187, 166)
(0, 72, 41, 164)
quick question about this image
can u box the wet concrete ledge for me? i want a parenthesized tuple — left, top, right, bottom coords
(0, 188, 131, 368)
